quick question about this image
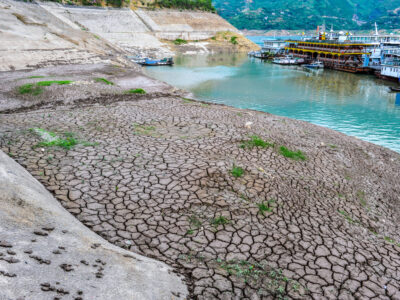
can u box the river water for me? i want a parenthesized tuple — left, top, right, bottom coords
(143, 48, 400, 153)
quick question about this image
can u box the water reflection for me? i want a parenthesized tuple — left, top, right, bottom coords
(144, 54, 400, 152)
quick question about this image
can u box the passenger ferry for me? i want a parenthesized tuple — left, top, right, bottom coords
(378, 63, 400, 82)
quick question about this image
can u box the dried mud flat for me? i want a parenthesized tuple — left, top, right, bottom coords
(1, 66, 400, 299)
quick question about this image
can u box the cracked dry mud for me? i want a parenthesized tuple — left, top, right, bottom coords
(1, 96, 400, 299)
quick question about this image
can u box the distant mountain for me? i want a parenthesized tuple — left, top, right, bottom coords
(213, 0, 400, 30)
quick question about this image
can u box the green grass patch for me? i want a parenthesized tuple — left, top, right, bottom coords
(173, 38, 188, 45)
(338, 209, 359, 225)
(31, 128, 96, 150)
(94, 77, 114, 85)
(126, 88, 146, 94)
(230, 36, 238, 45)
(278, 146, 306, 161)
(211, 216, 229, 227)
(27, 75, 45, 79)
(133, 123, 160, 137)
(18, 84, 43, 95)
(258, 199, 275, 215)
(240, 135, 273, 149)
(36, 137, 78, 150)
(231, 165, 244, 178)
(182, 97, 194, 103)
(356, 190, 367, 207)
(36, 80, 72, 86)
(216, 259, 306, 296)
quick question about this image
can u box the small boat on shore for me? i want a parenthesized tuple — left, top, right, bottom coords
(389, 86, 400, 92)
(304, 61, 324, 69)
(137, 57, 174, 66)
(272, 56, 304, 65)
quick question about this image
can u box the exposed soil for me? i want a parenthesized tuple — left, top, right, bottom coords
(1, 65, 400, 299)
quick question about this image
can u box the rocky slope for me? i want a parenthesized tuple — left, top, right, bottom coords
(0, 145, 188, 300)
(0, 0, 258, 72)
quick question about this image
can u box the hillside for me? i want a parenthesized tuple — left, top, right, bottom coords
(213, 0, 400, 30)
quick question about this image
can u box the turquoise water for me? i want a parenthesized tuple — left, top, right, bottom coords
(144, 53, 400, 153)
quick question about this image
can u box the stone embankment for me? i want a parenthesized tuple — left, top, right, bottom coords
(0, 148, 188, 299)
(1, 64, 400, 299)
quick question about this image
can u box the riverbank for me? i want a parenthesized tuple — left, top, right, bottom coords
(1, 63, 400, 299)
(0, 0, 259, 72)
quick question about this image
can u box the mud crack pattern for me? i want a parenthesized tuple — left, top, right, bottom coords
(1, 96, 400, 299)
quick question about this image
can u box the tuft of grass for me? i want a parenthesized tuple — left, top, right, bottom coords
(240, 135, 273, 149)
(189, 215, 202, 229)
(384, 236, 395, 243)
(31, 128, 95, 150)
(133, 123, 160, 137)
(36, 80, 72, 86)
(36, 137, 78, 150)
(94, 77, 114, 85)
(357, 190, 367, 207)
(212, 216, 229, 227)
(18, 84, 43, 95)
(126, 88, 146, 94)
(279, 146, 306, 161)
(231, 165, 244, 178)
(258, 199, 275, 215)
(338, 209, 359, 225)
(27, 75, 45, 79)
(182, 97, 194, 103)
(230, 36, 238, 45)
(173, 38, 187, 45)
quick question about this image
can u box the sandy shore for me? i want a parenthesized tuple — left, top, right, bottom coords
(1, 63, 400, 299)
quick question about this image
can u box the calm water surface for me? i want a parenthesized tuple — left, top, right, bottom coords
(144, 53, 400, 153)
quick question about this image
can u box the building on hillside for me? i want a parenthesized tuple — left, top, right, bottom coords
(285, 40, 373, 73)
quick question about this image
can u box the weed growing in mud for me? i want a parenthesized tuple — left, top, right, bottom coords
(231, 165, 244, 178)
(230, 36, 238, 45)
(31, 128, 96, 150)
(27, 75, 45, 79)
(240, 135, 273, 149)
(36, 137, 78, 150)
(126, 88, 146, 94)
(211, 216, 229, 227)
(182, 97, 194, 103)
(216, 260, 307, 298)
(133, 123, 159, 137)
(36, 80, 72, 86)
(174, 38, 187, 45)
(357, 190, 367, 207)
(258, 199, 275, 215)
(338, 209, 359, 225)
(94, 77, 114, 85)
(278, 146, 306, 161)
(18, 84, 43, 95)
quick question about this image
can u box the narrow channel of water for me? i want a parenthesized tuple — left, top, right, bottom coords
(143, 53, 400, 153)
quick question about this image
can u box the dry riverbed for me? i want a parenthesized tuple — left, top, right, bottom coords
(1, 64, 400, 299)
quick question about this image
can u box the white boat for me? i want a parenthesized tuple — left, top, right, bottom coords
(304, 61, 324, 69)
(272, 56, 304, 65)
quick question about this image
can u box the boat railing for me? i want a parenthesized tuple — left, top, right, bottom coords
(291, 45, 370, 54)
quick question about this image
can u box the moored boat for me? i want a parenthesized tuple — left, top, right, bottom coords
(304, 61, 324, 69)
(272, 56, 304, 65)
(389, 86, 400, 92)
(137, 57, 174, 66)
